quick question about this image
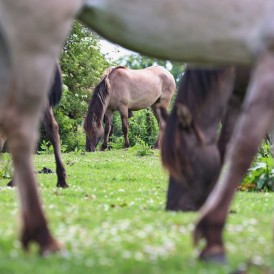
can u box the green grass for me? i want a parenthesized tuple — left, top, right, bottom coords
(0, 150, 273, 274)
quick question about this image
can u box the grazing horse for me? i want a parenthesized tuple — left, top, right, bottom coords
(163, 66, 250, 211)
(0, 65, 68, 188)
(2, 0, 274, 259)
(84, 66, 175, 152)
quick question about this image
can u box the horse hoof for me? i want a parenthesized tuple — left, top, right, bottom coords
(40, 239, 62, 256)
(199, 251, 227, 264)
(57, 182, 69, 188)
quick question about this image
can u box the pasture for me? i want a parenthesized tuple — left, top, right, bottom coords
(0, 149, 273, 274)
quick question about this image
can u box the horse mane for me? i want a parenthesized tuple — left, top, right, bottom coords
(48, 64, 63, 107)
(161, 68, 224, 180)
(84, 66, 126, 132)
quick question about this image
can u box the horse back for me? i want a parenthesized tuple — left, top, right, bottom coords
(108, 66, 175, 110)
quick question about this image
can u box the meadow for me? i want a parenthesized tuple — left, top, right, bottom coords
(0, 149, 273, 274)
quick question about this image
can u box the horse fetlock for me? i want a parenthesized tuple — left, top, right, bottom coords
(56, 179, 69, 188)
(21, 222, 61, 255)
(194, 213, 225, 263)
(199, 247, 226, 264)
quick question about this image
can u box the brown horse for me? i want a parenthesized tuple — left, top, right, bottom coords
(161, 64, 274, 263)
(0, 65, 68, 188)
(84, 66, 175, 151)
(163, 66, 251, 212)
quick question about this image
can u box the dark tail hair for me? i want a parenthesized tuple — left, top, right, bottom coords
(48, 64, 63, 107)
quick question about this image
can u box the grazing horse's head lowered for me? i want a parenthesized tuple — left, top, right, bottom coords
(84, 65, 175, 152)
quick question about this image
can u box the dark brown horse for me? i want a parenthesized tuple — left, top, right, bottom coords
(0, 65, 68, 188)
(163, 66, 250, 212)
(84, 66, 175, 151)
(161, 65, 274, 263)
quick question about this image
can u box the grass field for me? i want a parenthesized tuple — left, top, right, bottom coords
(0, 149, 273, 274)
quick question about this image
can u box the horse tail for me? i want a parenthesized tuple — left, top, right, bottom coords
(48, 64, 63, 107)
(161, 68, 223, 181)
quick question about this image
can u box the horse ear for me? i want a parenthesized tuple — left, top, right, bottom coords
(176, 102, 192, 129)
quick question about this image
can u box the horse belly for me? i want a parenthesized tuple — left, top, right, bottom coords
(80, 0, 273, 64)
(127, 85, 162, 110)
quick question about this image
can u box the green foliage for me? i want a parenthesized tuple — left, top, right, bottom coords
(118, 53, 185, 86)
(39, 140, 54, 155)
(110, 109, 159, 148)
(241, 140, 274, 192)
(128, 110, 158, 147)
(128, 138, 155, 157)
(0, 153, 12, 179)
(39, 21, 111, 152)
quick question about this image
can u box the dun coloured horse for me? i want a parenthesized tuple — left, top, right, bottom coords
(0, 65, 68, 188)
(1, 0, 274, 260)
(84, 66, 175, 151)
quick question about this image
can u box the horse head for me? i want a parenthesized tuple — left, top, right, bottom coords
(84, 115, 104, 152)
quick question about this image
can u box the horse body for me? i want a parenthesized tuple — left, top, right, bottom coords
(80, 0, 274, 64)
(84, 66, 175, 151)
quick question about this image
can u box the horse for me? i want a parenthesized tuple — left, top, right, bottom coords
(2, 0, 274, 259)
(84, 66, 175, 152)
(163, 66, 250, 212)
(0, 65, 68, 188)
(161, 63, 274, 262)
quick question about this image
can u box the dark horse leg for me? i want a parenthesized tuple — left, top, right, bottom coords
(151, 104, 165, 149)
(120, 108, 130, 148)
(42, 105, 68, 188)
(7, 64, 68, 188)
(101, 111, 114, 151)
(194, 52, 274, 262)
(217, 66, 250, 163)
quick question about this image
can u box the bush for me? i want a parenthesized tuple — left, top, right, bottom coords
(240, 140, 274, 192)
(111, 109, 159, 148)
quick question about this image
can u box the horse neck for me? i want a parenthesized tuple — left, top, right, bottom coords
(177, 67, 235, 141)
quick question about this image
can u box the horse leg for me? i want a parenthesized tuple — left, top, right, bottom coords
(194, 52, 274, 263)
(151, 104, 165, 149)
(120, 109, 130, 148)
(6, 109, 60, 254)
(101, 111, 113, 151)
(217, 90, 245, 163)
(42, 105, 68, 188)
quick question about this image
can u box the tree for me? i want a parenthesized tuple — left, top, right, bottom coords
(118, 53, 185, 86)
(40, 21, 111, 152)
